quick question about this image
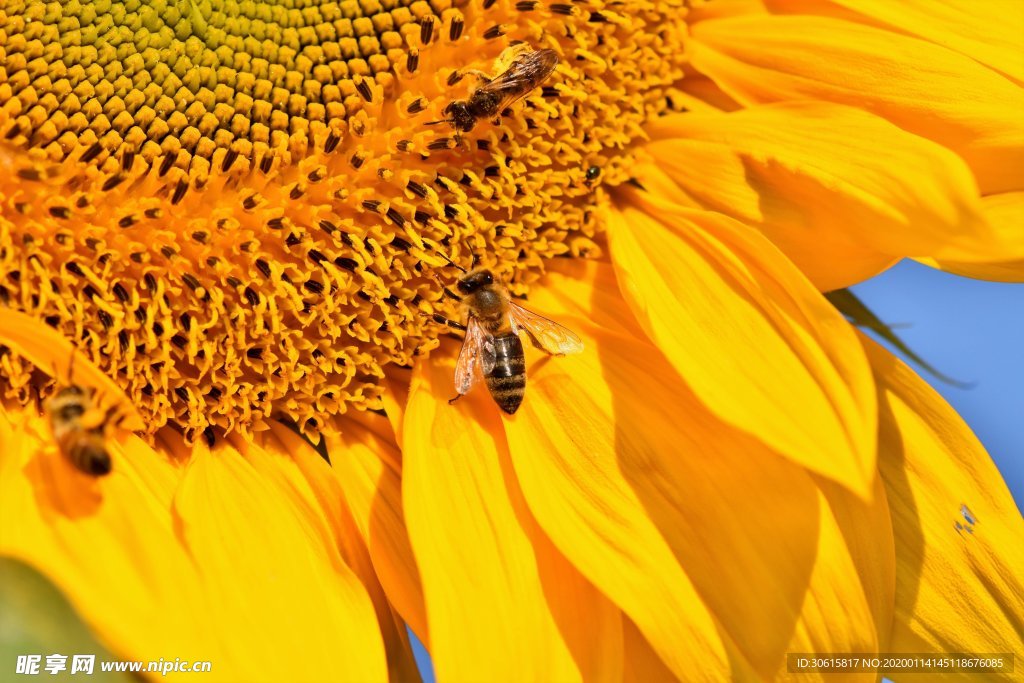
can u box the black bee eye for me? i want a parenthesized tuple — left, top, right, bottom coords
(586, 166, 601, 180)
(57, 403, 86, 422)
(457, 279, 475, 294)
(481, 271, 493, 285)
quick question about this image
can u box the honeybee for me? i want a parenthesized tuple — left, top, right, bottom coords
(428, 45, 559, 141)
(45, 354, 121, 476)
(431, 268, 583, 414)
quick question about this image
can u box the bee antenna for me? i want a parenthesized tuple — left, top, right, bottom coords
(66, 349, 76, 386)
(423, 239, 467, 273)
(424, 119, 454, 126)
(430, 274, 462, 302)
(437, 251, 467, 273)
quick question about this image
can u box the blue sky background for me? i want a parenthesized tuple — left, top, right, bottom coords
(852, 259, 1023, 509)
(409, 258, 1022, 680)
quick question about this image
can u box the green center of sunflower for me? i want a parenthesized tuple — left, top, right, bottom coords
(0, 0, 691, 443)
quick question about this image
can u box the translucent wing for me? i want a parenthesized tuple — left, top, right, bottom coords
(509, 303, 584, 356)
(454, 317, 497, 395)
(476, 49, 558, 112)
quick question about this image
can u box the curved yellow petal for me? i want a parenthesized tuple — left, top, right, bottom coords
(380, 366, 413, 451)
(780, 475, 895, 683)
(320, 412, 428, 646)
(606, 194, 877, 496)
(622, 619, 676, 683)
(767, 0, 1024, 84)
(690, 15, 1024, 194)
(917, 259, 1024, 283)
(401, 348, 620, 682)
(673, 73, 745, 114)
(506, 260, 888, 680)
(645, 103, 999, 290)
(866, 337, 1024, 671)
(0, 383, 399, 683)
(919, 192, 1024, 281)
(525, 504, 625, 683)
(687, 0, 769, 23)
(265, 421, 421, 683)
(172, 437, 390, 682)
(0, 406, 215, 671)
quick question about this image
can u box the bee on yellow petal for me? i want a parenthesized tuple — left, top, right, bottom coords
(45, 353, 126, 477)
(431, 266, 583, 414)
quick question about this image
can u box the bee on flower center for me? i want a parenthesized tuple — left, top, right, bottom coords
(431, 266, 583, 414)
(427, 45, 559, 143)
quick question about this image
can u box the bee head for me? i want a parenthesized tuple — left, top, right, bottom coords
(56, 384, 86, 397)
(445, 101, 477, 133)
(457, 269, 493, 295)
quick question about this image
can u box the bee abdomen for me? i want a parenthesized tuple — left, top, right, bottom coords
(68, 437, 112, 476)
(485, 334, 526, 414)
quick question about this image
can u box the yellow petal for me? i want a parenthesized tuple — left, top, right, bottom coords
(172, 436, 389, 682)
(688, 0, 769, 23)
(321, 411, 428, 645)
(866, 336, 1024, 668)
(645, 103, 999, 290)
(768, 0, 1024, 84)
(778, 474, 896, 683)
(673, 73, 744, 114)
(380, 366, 413, 451)
(690, 15, 1024, 194)
(606, 195, 877, 496)
(919, 192, 1024, 281)
(506, 260, 887, 679)
(528, 529, 624, 683)
(401, 348, 620, 682)
(265, 421, 421, 683)
(622, 619, 676, 683)
(0, 405, 218, 667)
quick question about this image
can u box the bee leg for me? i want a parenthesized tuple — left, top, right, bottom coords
(434, 281, 461, 302)
(32, 383, 43, 414)
(92, 402, 124, 435)
(447, 393, 463, 405)
(420, 312, 467, 339)
(427, 312, 467, 332)
(108, 403, 127, 429)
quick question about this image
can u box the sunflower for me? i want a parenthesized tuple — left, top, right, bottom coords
(1, 0, 1021, 681)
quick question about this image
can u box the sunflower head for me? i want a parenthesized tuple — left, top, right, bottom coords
(0, 0, 691, 443)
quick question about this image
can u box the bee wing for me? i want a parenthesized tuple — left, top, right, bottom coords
(454, 317, 497, 395)
(509, 303, 584, 356)
(476, 49, 558, 112)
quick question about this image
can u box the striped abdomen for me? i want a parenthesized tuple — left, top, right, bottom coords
(484, 332, 526, 414)
(59, 430, 112, 476)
